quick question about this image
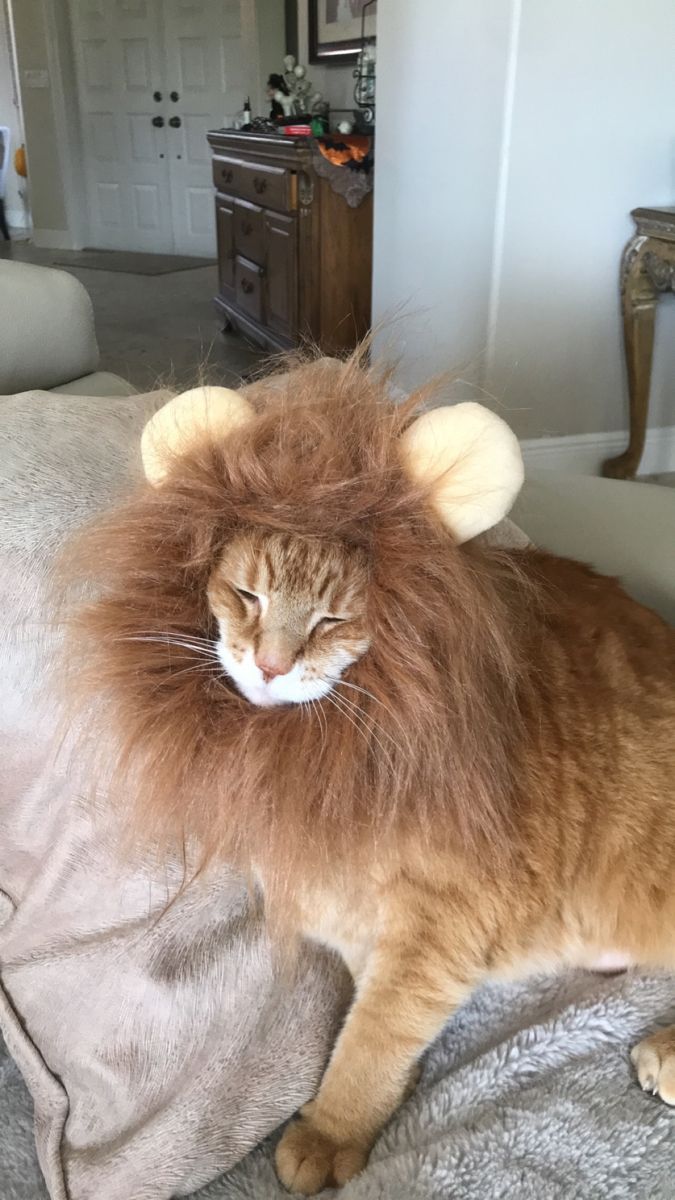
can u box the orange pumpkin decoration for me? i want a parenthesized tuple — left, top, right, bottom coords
(14, 145, 27, 178)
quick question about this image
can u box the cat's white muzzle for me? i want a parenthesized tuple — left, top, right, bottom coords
(216, 640, 337, 707)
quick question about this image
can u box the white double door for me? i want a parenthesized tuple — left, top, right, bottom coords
(70, 0, 247, 256)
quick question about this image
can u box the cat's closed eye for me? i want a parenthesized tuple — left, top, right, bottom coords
(234, 586, 259, 604)
(317, 616, 346, 629)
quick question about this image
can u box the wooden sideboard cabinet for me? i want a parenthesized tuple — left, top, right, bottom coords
(207, 129, 373, 354)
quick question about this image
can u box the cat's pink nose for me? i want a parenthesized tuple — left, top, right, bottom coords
(255, 653, 292, 682)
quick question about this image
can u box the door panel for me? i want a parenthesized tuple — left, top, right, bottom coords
(264, 211, 297, 338)
(133, 183, 162, 229)
(97, 182, 123, 227)
(122, 38, 152, 90)
(70, 0, 173, 252)
(163, 0, 246, 256)
(70, 0, 253, 257)
(186, 187, 215, 238)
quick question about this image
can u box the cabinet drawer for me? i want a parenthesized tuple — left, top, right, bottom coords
(235, 255, 263, 323)
(234, 199, 264, 263)
(212, 156, 239, 194)
(237, 161, 293, 211)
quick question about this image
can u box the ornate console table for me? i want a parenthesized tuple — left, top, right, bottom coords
(604, 207, 675, 479)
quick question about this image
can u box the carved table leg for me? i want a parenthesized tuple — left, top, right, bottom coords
(603, 236, 658, 480)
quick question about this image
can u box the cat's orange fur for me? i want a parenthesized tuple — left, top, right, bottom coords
(62, 356, 675, 1194)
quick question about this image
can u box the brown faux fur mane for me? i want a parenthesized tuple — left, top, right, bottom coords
(60, 356, 529, 893)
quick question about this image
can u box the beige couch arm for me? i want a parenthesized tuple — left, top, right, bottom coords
(513, 472, 675, 625)
(0, 261, 100, 393)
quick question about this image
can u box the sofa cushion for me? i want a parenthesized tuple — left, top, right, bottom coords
(513, 471, 675, 625)
(0, 263, 101, 393)
(49, 370, 137, 398)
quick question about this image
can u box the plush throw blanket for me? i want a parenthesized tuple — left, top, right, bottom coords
(1, 390, 674, 1200)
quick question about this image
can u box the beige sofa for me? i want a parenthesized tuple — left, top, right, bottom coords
(0, 259, 136, 398)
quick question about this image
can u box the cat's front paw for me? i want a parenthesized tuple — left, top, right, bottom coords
(632, 1026, 675, 1105)
(275, 1105, 369, 1195)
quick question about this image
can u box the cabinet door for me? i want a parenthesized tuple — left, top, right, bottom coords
(216, 196, 235, 302)
(263, 210, 297, 339)
(235, 256, 264, 324)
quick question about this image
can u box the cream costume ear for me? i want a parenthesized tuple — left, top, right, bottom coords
(400, 402, 524, 543)
(141, 386, 255, 485)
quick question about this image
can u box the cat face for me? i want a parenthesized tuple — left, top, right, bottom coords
(207, 531, 370, 707)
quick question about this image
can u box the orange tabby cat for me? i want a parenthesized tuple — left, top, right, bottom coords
(64, 356, 675, 1195)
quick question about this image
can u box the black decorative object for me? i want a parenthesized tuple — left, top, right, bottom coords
(309, 0, 377, 64)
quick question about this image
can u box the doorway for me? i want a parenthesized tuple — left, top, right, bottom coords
(69, 0, 248, 256)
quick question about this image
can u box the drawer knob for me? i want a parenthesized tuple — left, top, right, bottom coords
(241, 279, 255, 294)
(241, 220, 253, 236)
(253, 177, 267, 195)
(222, 168, 233, 183)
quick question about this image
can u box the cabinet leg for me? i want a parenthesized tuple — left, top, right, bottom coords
(221, 316, 234, 334)
(603, 237, 657, 480)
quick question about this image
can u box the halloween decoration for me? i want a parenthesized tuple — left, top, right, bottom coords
(267, 55, 324, 124)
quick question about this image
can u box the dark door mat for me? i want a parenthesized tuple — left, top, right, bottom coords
(52, 249, 216, 275)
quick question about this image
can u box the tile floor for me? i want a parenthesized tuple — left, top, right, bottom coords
(1, 238, 266, 393)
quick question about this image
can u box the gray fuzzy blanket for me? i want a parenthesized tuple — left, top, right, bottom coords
(4, 969, 675, 1200)
(2, 389, 675, 1200)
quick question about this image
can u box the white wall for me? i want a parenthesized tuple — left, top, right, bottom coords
(296, 0, 356, 116)
(0, 0, 27, 227)
(373, 0, 675, 443)
(372, 0, 514, 397)
(10, 0, 83, 248)
(254, 0, 286, 111)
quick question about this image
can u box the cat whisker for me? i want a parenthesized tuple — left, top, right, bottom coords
(331, 693, 400, 777)
(323, 691, 396, 775)
(335, 679, 414, 754)
(310, 696, 328, 753)
(122, 630, 217, 647)
(322, 692, 370, 751)
(332, 679, 381, 704)
(329, 689, 399, 753)
(117, 635, 219, 659)
(150, 661, 223, 692)
(325, 692, 394, 770)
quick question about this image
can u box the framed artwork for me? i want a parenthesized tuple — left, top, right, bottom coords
(285, 0, 299, 58)
(309, 0, 377, 63)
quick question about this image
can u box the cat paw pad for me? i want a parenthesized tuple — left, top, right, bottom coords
(275, 1110, 368, 1195)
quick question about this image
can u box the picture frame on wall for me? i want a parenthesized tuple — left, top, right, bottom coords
(285, 0, 299, 58)
(309, 0, 377, 63)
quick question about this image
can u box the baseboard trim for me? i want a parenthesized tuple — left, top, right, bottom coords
(31, 229, 83, 251)
(520, 426, 675, 476)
